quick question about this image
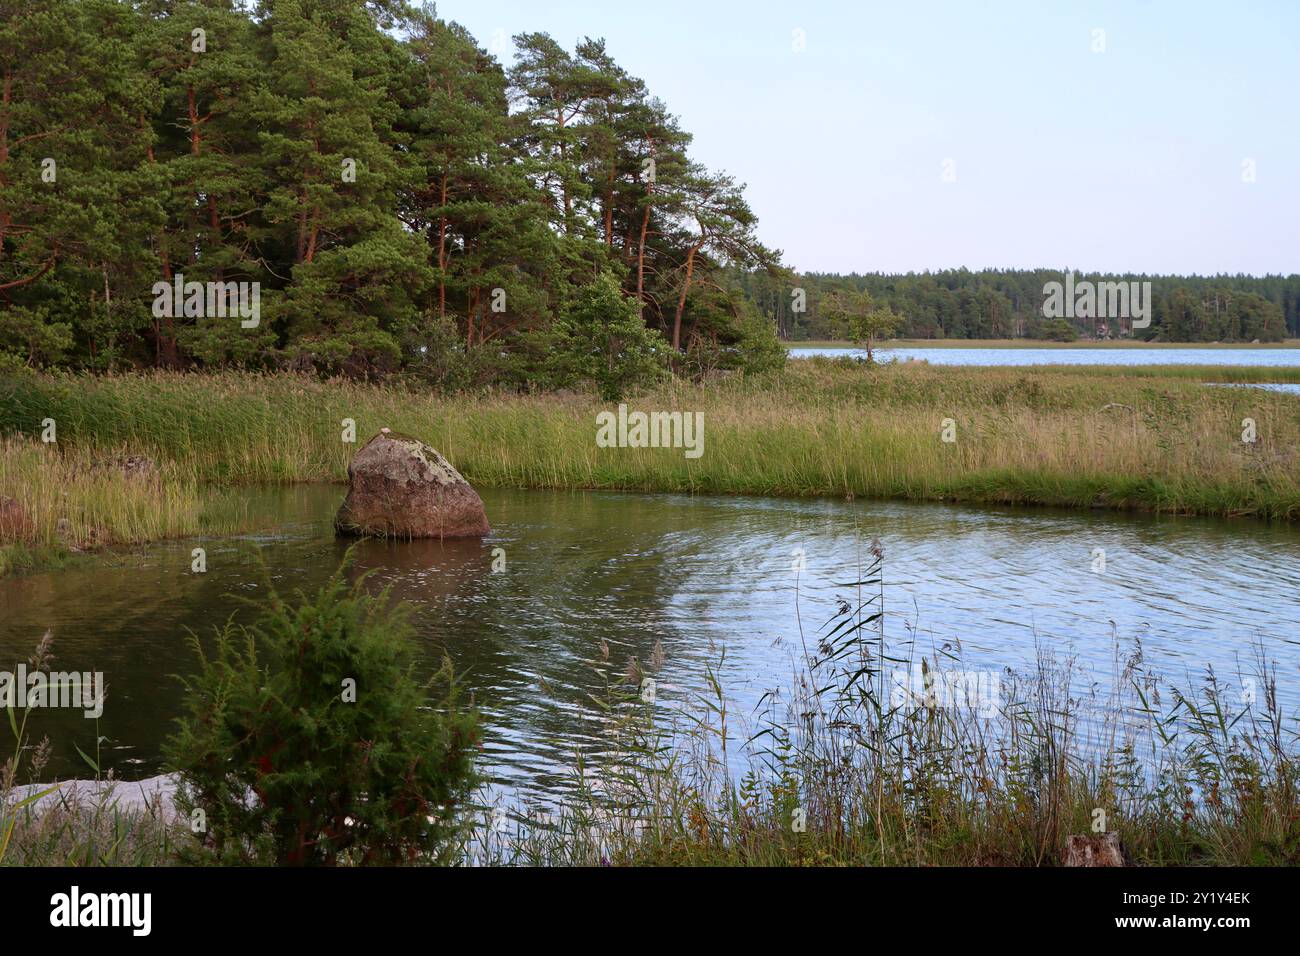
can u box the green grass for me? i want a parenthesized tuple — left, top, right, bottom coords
(0, 436, 254, 576)
(2, 362, 1298, 532)
(0, 789, 181, 867)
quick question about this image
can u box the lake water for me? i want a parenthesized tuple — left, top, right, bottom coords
(1209, 383, 1300, 395)
(790, 346, 1300, 367)
(3, 486, 1298, 809)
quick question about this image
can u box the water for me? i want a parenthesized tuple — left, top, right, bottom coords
(1208, 383, 1300, 395)
(790, 346, 1300, 367)
(2, 486, 1298, 807)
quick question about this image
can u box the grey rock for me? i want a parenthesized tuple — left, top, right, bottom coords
(335, 431, 490, 539)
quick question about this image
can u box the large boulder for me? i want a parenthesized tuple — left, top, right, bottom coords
(335, 430, 489, 540)
(8, 773, 184, 823)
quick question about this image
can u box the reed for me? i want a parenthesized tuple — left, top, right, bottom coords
(0, 437, 252, 575)
(3, 362, 1297, 526)
(473, 554, 1300, 867)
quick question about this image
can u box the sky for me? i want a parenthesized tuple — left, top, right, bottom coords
(437, 0, 1298, 277)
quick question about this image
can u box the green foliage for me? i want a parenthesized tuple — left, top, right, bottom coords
(1038, 318, 1078, 342)
(0, 3, 784, 381)
(678, 291, 785, 378)
(0, 305, 73, 366)
(166, 556, 480, 865)
(821, 288, 902, 359)
(729, 303, 787, 373)
(741, 266, 1297, 343)
(518, 271, 667, 399)
(2, 2, 1294, 376)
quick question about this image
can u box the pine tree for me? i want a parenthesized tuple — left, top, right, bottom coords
(137, 0, 268, 366)
(253, 0, 431, 375)
(0, 0, 155, 368)
(403, 7, 558, 350)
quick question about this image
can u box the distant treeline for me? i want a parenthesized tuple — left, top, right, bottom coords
(0, 0, 782, 384)
(735, 269, 1300, 343)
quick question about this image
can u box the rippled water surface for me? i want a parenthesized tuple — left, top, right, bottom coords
(3, 487, 1298, 805)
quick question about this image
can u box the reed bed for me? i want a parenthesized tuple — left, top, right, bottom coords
(0, 438, 257, 576)
(472, 554, 1300, 867)
(3, 362, 1298, 529)
(0, 784, 181, 867)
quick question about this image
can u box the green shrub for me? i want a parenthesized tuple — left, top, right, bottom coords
(516, 271, 668, 400)
(678, 299, 787, 378)
(1038, 318, 1079, 342)
(167, 556, 480, 865)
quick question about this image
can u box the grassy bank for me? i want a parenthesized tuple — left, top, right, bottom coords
(1, 363, 1299, 547)
(0, 437, 253, 575)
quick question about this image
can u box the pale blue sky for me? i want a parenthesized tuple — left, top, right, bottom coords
(438, 0, 1298, 277)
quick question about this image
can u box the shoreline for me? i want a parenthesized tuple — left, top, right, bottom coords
(6, 774, 182, 821)
(5, 470, 1293, 582)
(3, 361, 1300, 578)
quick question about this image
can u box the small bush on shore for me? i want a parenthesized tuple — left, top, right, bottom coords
(166, 556, 480, 866)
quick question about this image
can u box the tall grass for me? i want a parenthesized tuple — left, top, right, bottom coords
(1, 778, 180, 867)
(0, 437, 250, 575)
(3, 362, 1298, 522)
(472, 552, 1300, 867)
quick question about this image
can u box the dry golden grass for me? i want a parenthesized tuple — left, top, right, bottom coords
(0, 438, 251, 574)
(1, 359, 1297, 575)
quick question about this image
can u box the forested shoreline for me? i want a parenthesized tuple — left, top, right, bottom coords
(738, 268, 1299, 344)
(2, 1, 1296, 388)
(1, 0, 791, 388)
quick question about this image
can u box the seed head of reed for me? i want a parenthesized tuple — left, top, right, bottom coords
(28, 629, 53, 671)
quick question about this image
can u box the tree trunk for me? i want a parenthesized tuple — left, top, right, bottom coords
(603, 174, 614, 248)
(672, 244, 700, 351)
(437, 174, 449, 319)
(304, 210, 320, 264)
(0, 71, 11, 257)
(636, 202, 651, 318)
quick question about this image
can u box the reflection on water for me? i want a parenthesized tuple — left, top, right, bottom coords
(790, 346, 1300, 367)
(2, 486, 1298, 808)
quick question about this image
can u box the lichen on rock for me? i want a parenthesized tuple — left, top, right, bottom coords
(334, 432, 489, 539)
